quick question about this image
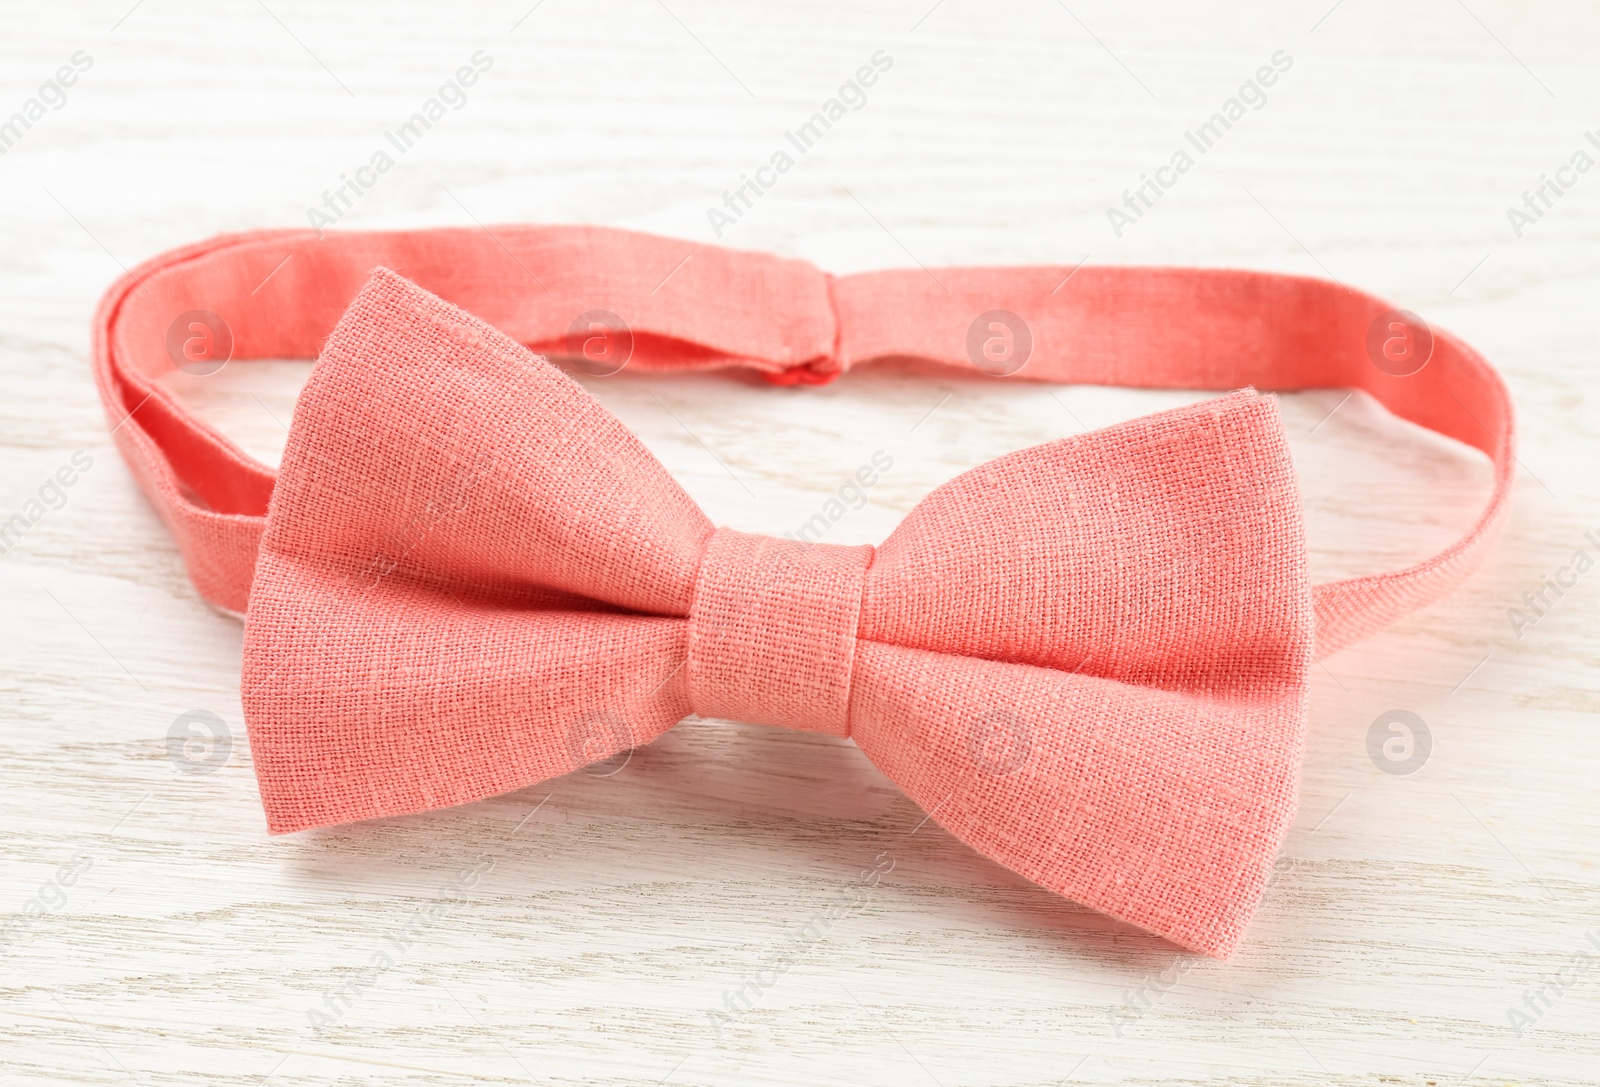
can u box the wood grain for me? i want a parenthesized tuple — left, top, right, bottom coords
(1, 1, 1596, 1083)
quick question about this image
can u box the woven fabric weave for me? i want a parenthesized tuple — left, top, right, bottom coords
(91, 226, 1516, 959)
(687, 529, 873, 737)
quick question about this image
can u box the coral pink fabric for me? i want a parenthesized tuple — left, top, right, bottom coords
(92, 227, 1515, 959)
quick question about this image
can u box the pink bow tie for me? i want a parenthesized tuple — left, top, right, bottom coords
(93, 226, 1514, 959)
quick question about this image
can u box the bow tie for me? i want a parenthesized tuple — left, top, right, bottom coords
(93, 226, 1515, 959)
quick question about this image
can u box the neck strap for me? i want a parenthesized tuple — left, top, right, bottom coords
(92, 225, 1515, 657)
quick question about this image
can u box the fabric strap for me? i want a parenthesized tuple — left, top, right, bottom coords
(91, 226, 1515, 656)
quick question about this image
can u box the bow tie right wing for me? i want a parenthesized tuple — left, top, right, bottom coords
(850, 643, 1307, 958)
(850, 392, 1316, 957)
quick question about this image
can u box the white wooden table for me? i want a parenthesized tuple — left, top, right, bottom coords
(2, 1, 1597, 1083)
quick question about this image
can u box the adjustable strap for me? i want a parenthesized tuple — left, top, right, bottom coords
(92, 226, 1514, 655)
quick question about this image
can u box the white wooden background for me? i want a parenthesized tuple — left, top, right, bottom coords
(2, 1, 1597, 1084)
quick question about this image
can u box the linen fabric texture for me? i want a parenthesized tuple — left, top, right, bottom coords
(92, 226, 1516, 959)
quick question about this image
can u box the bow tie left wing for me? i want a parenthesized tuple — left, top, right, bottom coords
(243, 270, 709, 831)
(259, 268, 715, 616)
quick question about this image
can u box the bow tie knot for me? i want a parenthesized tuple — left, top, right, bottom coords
(686, 528, 873, 737)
